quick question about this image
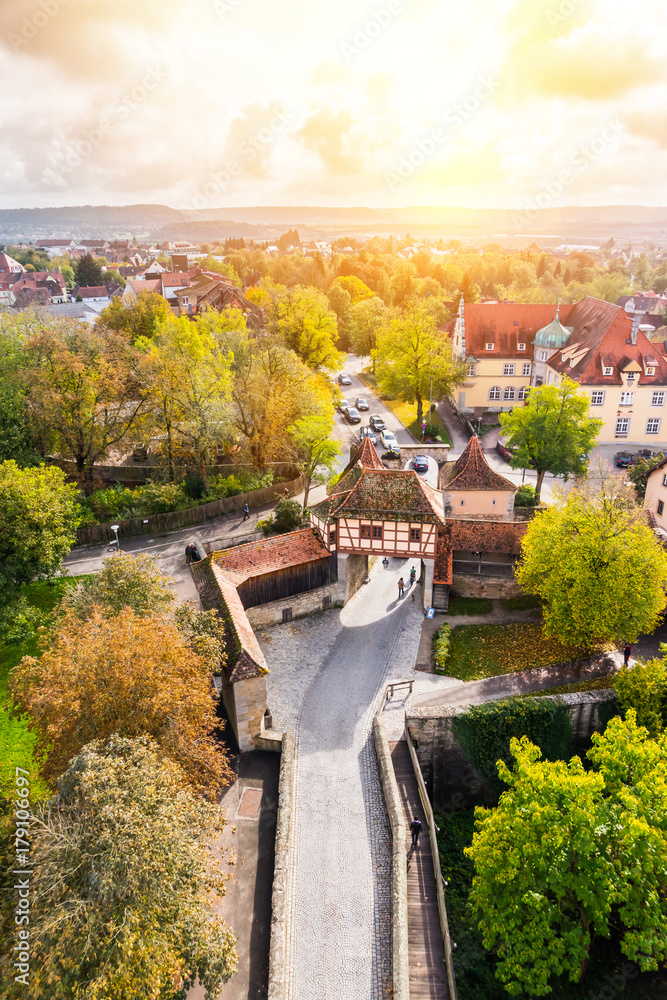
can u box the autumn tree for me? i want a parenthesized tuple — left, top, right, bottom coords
(288, 413, 341, 508)
(267, 284, 344, 370)
(26, 322, 151, 491)
(143, 315, 232, 482)
(9, 606, 232, 795)
(517, 475, 667, 648)
(97, 291, 173, 343)
(0, 736, 236, 1000)
(0, 462, 81, 600)
(331, 274, 375, 303)
(467, 716, 667, 996)
(372, 302, 466, 424)
(62, 551, 175, 620)
(499, 378, 602, 503)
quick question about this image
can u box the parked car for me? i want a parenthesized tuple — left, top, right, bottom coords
(615, 451, 634, 468)
(369, 414, 386, 431)
(381, 429, 399, 449)
(636, 449, 657, 461)
(345, 406, 361, 424)
(413, 455, 429, 473)
(338, 373, 351, 385)
(338, 400, 350, 415)
(359, 426, 377, 444)
(355, 396, 369, 411)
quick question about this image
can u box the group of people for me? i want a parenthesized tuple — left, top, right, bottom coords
(397, 565, 417, 597)
(184, 543, 201, 565)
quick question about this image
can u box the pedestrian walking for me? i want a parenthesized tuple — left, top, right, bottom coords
(242, 503, 250, 522)
(382, 557, 389, 568)
(623, 641, 632, 667)
(185, 544, 193, 565)
(398, 577, 405, 597)
(409, 565, 417, 586)
(410, 816, 422, 848)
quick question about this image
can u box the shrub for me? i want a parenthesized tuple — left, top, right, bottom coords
(514, 484, 537, 507)
(381, 449, 400, 461)
(135, 480, 189, 515)
(0, 597, 46, 645)
(423, 422, 442, 441)
(614, 657, 667, 737)
(84, 484, 137, 522)
(256, 517, 275, 536)
(433, 623, 451, 673)
(273, 497, 303, 533)
(451, 696, 573, 790)
(182, 468, 207, 501)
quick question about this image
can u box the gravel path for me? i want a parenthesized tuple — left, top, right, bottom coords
(280, 558, 423, 1000)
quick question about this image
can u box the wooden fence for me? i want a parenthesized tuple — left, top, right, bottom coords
(237, 552, 338, 610)
(74, 476, 305, 547)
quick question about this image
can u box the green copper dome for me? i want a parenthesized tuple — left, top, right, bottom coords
(533, 305, 572, 349)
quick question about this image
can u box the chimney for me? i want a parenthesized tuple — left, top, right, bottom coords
(630, 314, 640, 346)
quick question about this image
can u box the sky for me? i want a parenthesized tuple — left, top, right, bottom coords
(1, 0, 666, 211)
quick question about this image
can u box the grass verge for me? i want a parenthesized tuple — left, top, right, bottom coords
(500, 593, 542, 612)
(447, 596, 493, 616)
(447, 622, 587, 682)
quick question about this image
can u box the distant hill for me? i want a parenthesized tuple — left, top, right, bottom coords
(2, 202, 667, 246)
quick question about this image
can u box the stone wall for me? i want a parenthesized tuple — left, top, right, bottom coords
(406, 688, 618, 813)
(248, 583, 340, 628)
(398, 444, 451, 464)
(337, 551, 369, 604)
(451, 573, 523, 599)
(233, 674, 269, 752)
(267, 731, 295, 1000)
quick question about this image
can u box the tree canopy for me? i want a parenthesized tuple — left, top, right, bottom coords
(98, 291, 173, 343)
(516, 475, 667, 648)
(287, 413, 341, 508)
(62, 551, 175, 620)
(467, 715, 667, 996)
(499, 378, 603, 502)
(267, 284, 344, 370)
(0, 735, 236, 1000)
(74, 253, 104, 288)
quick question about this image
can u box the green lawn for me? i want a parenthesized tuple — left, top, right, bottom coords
(500, 594, 543, 612)
(447, 596, 493, 616)
(0, 577, 88, 799)
(447, 622, 587, 682)
(383, 398, 452, 445)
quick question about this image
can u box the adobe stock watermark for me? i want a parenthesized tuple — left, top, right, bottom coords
(513, 119, 624, 232)
(545, 0, 587, 28)
(340, 0, 404, 63)
(385, 75, 497, 191)
(43, 65, 169, 186)
(7, 0, 76, 53)
(189, 110, 296, 209)
(13, 768, 32, 987)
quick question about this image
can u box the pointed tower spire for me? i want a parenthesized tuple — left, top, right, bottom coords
(555, 297, 561, 319)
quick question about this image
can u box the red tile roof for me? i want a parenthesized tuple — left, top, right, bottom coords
(449, 518, 528, 554)
(450, 303, 575, 358)
(161, 273, 191, 288)
(441, 436, 516, 491)
(212, 528, 330, 585)
(330, 469, 444, 523)
(434, 524, 453, 584)
(331, 436, 385, 494)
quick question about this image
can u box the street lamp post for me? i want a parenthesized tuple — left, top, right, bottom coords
(110, 524, 120, 551)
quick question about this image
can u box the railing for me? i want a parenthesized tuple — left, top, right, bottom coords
(404, 721, 458, 1000)
(383, 679, 414, 704)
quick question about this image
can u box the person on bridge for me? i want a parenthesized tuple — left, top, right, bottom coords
(242, 503, 250, 521)
(410, 816, 422, 848)
(398, 577, 405, 597)
(409, 566, 417, 586)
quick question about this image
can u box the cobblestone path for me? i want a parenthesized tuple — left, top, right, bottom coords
(285, 560, 421, 1000)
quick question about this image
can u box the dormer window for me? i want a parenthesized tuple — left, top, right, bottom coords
(603, 366, 613, 376)
(518, 342, 526, 351)
(466, 363, 476, 376)
(486, 343, 494, 351)
(647, 366, 656, 376)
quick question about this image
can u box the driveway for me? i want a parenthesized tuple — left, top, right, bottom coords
(285, 558, 419, 1000)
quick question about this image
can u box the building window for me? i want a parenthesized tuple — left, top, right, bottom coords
(488, 386, 501, 400)
(619, 391, 634, 406)
(652, 391, 665, 406)
(522, 362, 531, 376)
(663, 474, 667, 487)
(518, 386, 530, 400)
(503, 363, 515, 376)
(372, 525, 383, 539)
(504, 386, 516, 400)
(603, 366, 613, 376)
(518, 342, 526, 351)
(647, 367, 656, 376)
(486, 342, 494, 351)
(658, 500, 665, 517)
(627, 373, 637, 384)
(492, 499, 497, 506)
(539, 350, 549, 361)
(329, 530, 336, 545)
(282, 607, 293, 623)
(360, 524, 371, 538)
(590, 391, 605, 405)
(615, 417, 630, 436)
(459, 499, 465, 506)
(410, 527, 421, 542)
(182, 296, 189, 304)
(466, 363, 476, 376)
(646, 418, 661, 434)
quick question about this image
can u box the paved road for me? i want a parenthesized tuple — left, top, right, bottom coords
(285, 558, 418, 1000)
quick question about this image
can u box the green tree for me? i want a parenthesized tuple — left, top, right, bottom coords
(268, 285, 343, 370)
(0, 462, 80, 600)
(456, 271, 481, 303)
(0, 326, 40, 465)
(74, 253, 104, 288)
(0, 736, 236, 1000)
(332, 274, 375, 303)
(98, 292, 173, 343)
(288, 414, 341, 508)
(627, 450, 665, 501)
(62, 551, 175, 620)
(516, 475, 667, 648)
(372, 302, 466, 424)
(614, 656, 667, 736)
(348, 296, 389, 358)
(467, 716, 667, 996)
(327, 284, 353, 351)
(499, 378, 602, 503)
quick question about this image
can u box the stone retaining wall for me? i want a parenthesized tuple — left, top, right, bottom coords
(248, 583, 340, 628)
(451, 573, 523, 599)
(373, 716, 409, 1000)
(407, 687, 618, 813)
(267, 731, 295, 1000)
